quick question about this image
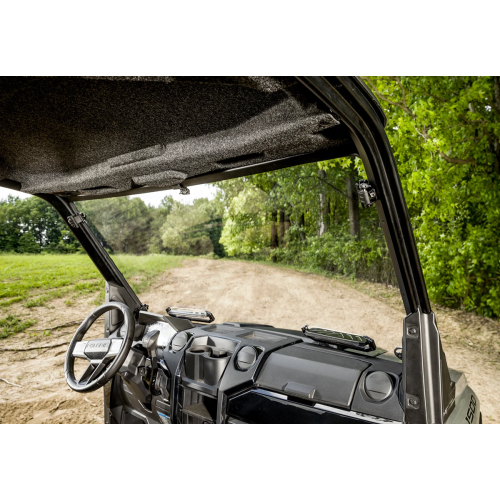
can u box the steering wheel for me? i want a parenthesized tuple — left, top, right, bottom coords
(64, 302, 135, 393)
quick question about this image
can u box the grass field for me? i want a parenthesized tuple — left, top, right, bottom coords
(0, 253, 185, 338)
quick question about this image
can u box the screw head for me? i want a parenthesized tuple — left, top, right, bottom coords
(408, 327, 418, 335)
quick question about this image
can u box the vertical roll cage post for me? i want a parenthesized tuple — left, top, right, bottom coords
(296, 77, 455, 423)
(36, 193, 142, 313)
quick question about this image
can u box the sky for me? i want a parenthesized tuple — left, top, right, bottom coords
(0, 183, 217, 207)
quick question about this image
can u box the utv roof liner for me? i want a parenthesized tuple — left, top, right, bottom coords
(0, 76, 385, 200)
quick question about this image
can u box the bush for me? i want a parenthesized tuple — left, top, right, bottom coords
(272, 232, 398, 286)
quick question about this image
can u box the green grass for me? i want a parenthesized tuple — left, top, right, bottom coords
(0, 254, 102, 302)
(0, 314, 37, 339)
(0, 253, 186, 312)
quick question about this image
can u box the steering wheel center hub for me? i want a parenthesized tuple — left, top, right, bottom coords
(85, 339, 112, 360)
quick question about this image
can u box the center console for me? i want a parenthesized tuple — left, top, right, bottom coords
(179, 335, 237, 423)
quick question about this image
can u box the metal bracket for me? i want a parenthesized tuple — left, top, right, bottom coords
(134, 303, 149, 320)
(67, 212, 87, 228)
(356, 180, 377, 208)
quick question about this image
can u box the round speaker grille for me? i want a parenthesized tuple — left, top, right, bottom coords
(235, 346, 258, 371)
(171, 331, 189, 351)
(364, 371, 393, 401)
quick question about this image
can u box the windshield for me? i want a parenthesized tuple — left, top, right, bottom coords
(76, 159, 401, 332)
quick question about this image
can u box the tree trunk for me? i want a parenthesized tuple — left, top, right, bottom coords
(318, 169, 327, 236)
(284, 213, 290, 245)
(299, 213, 306, 241)
(493, 77, 500, 173)
(346, 173, 360, 240)
(324, 197, 330, 231)
(279, 210, 285, 246)
(271, 209, 278, 262)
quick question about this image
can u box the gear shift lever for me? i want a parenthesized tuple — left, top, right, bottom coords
(142, 329, 160, 391)
(142, 329, 160, 353)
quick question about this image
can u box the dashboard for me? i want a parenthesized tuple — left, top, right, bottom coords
(109, 312, 404, 424)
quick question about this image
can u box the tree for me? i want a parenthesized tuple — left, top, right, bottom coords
(17, 232, 41, 253)
(0, 195, 81, 253)
(317, 169, 328, 236)
(79, 197, 153, 254)
(364, 76, 500, 316)
(219, 186, 269, 256)
(160, 197, 222, 256)
(346, 172, 360, 240)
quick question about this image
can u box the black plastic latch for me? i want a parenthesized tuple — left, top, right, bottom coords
(67, 212, 87, 228)
(356, 180, 377, 208)
(134, 303, 149, 319)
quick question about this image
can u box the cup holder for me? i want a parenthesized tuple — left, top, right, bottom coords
(185, 345, 231, 385)
(211, 348, 227, 358)
(189, 346, 212, 355)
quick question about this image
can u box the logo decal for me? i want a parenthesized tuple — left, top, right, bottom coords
(465, 394, 476, 424)
(88, 342, 108, 349)
(84, 339, 111, 359)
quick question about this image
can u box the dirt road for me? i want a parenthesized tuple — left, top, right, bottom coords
(1, 258, 499, 423)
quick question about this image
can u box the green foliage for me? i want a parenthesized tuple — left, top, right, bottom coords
(78, 195, 225, 257)
(159, 197, 224, 256)
(220, 186, 270, 256)
(272, 233, 396, 285)
(213, 76, 500, 317)
(0, 195, 81, 253)
(215, 159, 395, 284)
(78, 197, 153, 254)
(364, 77, 500, 316)
(0, 193, 224, 257)
(0, 315, 36, 339)
(17, 232, 41, 254)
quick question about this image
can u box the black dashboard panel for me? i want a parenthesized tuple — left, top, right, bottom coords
(256, 343, 370, 408)
(110, 319, 404, 424)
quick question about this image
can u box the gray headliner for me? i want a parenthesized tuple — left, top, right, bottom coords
(0, 76, 355, 199)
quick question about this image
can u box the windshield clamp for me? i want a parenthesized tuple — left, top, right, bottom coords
(356, 180, 377, 208)
(134, 303, 149, 320)
(67, 212, 87, 228)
